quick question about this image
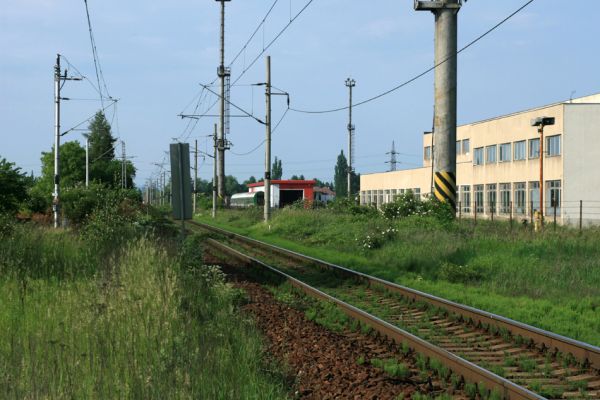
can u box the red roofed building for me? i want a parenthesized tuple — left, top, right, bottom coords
(247, 180, 315, 208)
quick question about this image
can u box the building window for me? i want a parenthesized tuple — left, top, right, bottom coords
(514, 140, 526, 161)
(462, 139, 470, 155)
(514, 182, 526, 215)
(499, 143, 511, 162)
(546, 135, 561, 156)
(460, 185, 471, 214)
(529, 138, 540, 159)
(414, 188, 421, 198)
(546, 180, 561, 216)
(500, 183, 511, 214)
(360, 191, 366, 205)
(486, 145, 497, 164)
(424, 146, 431, 161)
(486, 184, 497, 215)
(378, 190, 384, 207)
(474, 147, 484, 165)
(474, 185, 484, 213)
(529, 182, 540, 214)
(456, 140, 462, 155)
(384, 189, 391, 204)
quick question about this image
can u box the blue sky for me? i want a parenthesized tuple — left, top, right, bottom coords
(1, 0, 599, 187)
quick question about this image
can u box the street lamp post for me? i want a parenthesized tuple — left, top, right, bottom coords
(531, 116, 555, 227)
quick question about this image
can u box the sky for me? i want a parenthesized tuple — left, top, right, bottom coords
(1, 0, 600, 188)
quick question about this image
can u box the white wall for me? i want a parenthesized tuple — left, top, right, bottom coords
(563, 104, 600, 225)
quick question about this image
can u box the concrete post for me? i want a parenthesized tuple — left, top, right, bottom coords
(415, 1, 461, 212)
(53, 54, 61, 228)
(264, 56, 272, 222)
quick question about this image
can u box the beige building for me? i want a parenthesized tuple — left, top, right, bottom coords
(360, 93, 600, 225)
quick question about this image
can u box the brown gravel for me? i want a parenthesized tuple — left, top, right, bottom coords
(207, 254, 453, 400)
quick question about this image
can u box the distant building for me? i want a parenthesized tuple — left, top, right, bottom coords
(247, 180, 316, 208)
(360, 93, 600, 225)
(313, 186, 336, 203)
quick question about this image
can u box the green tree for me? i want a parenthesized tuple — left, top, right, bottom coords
(225, 175, 244, 196)
(290, 174, 305, 180)
(85, 111, 136, 187)
(40, 141, 86, 189)
(271, 157, 282, 180)
(0, 158, 29, 214)
(334, 150, 348, 198)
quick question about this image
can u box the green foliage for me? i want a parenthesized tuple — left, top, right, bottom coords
(438, 262, 483, 284)
(381, 192, 454, 222)
(0, 157, 29, 214)
(334, 150, 348, 198)
(271, 156, 282, 180)
(370, 358, 411, 379)
(40, 141, 86, 189)
(465, 382, 478, 400)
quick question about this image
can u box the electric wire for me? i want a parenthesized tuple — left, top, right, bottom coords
(290, 0, 536, 114)
(61, 99, 118, 137)
(229, 107, 290, 156)
(228, 0, 280, 68)
(83, 0, 111, 105)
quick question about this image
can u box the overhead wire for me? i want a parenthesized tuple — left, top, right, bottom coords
(83, 0, 111, 105)
(290, 0, 536, 114)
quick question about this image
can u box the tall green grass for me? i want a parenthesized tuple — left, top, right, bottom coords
(0, 223, 287, 399)
(197, 208, 600, 345)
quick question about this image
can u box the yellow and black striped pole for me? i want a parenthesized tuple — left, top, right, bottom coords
(434, 171, 457, 211)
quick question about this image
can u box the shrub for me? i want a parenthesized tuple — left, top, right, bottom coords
(438, 262, 483, 283)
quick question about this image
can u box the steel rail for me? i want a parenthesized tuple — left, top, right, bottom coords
(192, 220, 600, 370)
(206, 237, 544, 400)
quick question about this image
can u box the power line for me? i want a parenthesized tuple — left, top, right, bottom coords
(83, 0, 111, 105)
(290, 0, 536, 114)
(231, 0, 316, 87)
(228, 0, 280, 68)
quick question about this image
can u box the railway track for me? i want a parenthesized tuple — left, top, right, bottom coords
(190, 220, 600, 399)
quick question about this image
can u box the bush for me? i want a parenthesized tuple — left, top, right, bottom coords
(438, 262, 483, 283)
(381, 192, 455, 223)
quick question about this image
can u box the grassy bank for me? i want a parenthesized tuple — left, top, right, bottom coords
(196, 207, 600, 346)
(0, 221, 287, 399)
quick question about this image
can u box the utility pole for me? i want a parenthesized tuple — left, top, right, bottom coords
(264, 56, 272, 223)
(121, 140, 126, 189)
(216, 0, 231, 201)
(345, 78, 356, 199)
(53, 54, 81, 228)
(386, 141, 398, 172)
(415, 0, 462, 212)
(85, 137, 89, 187)
(212, 123, 218, 218)
(193, 139, 198, 214)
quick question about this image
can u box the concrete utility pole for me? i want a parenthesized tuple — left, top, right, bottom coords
(216, 0, 231, 201)
(121, 140, 126, 189)
(345, 78, 356, 198)
(53, 54, 81, 228)
(264, 56, 272, 223)
(193, 139, 198, 214)
(212, 123, 218, 218)
(415, 0, 462, 211)
(53, 55, 61, 228)
(85, 138, 89, 188)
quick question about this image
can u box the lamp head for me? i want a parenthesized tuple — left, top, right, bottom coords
(531, 117, 555, 127)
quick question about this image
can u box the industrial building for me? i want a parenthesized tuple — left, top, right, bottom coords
(247, 180, 316, 208)
(360, 93, 600, 225)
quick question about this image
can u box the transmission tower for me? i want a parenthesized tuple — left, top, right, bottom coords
(386, 141, 399, 172)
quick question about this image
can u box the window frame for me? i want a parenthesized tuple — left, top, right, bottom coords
(513, 140, 526, 161)
(529, 138, 540, 159)
(473, 147, 484, 166)
(485, 145, 497, 164)
(546, 135, 561, 157)
(499, 143, 511, 163)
